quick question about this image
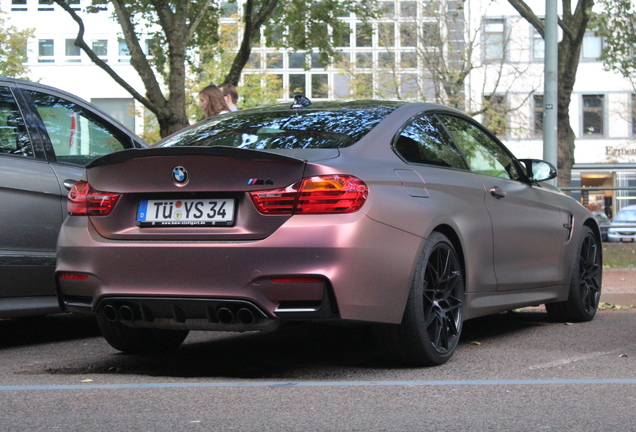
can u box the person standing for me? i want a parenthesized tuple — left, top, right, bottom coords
(219, 83, 239, 112)
(199, 84, 230, 119)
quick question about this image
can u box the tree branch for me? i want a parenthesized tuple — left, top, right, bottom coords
(51, 0, 155, 112)
(110, 0, 166, 110)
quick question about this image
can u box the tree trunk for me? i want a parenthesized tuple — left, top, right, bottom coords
(507, 0, 594, 188)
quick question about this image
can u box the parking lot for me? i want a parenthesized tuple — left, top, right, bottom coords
(1, 308, 634, 431)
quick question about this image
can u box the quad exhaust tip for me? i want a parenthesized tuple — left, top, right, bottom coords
(101, 303, 259, 326)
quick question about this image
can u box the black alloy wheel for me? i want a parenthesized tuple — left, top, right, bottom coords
(546, 226, 602, 322)
(577, 231, 603, 316)
(422, 238, 464, 356)
(374, 232, 464, 366)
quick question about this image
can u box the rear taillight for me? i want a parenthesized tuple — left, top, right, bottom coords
(68, 180, 120, 216)
(58, 273, 89, 280)
(249, 175, 368, 215)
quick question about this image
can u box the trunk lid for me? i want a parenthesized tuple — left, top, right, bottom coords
(85, 147, 309, 241)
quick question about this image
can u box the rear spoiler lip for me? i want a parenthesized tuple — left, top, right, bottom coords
(86, 146, 307, 169)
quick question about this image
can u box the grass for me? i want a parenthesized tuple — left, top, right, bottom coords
(602, 242, 636, 269)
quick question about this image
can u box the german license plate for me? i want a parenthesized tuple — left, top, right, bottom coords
(621, 237, 634, 242)
(136, 199, 235, 227)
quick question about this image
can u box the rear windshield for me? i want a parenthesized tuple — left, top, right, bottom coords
(614, 209, 636, 222)
(159, 109, 394, 150)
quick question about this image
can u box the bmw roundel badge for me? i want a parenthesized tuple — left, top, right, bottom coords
(172, 166, 188, 184)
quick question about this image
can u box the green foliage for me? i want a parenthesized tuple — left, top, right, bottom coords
(593, 0, 636, 81)
(0, 11, 33, 79)
(241, 73, 284, 107)
(187, 22, 282, 120)
(265, 0, 378, 68)
(602, 243, 636, 269)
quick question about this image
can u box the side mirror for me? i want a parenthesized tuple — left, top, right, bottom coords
(518, 159, 557, 183)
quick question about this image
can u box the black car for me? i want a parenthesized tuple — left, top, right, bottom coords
(0, 76, 145, 318)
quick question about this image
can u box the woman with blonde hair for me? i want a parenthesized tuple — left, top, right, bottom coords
(199, 84, 230, 119)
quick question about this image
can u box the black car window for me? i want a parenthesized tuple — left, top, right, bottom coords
(437, 114, 521, 180)
(28, 90, 127, 165)
(393, 114, 468, 169)
(0, 86, 33, 157)
(160, 109, 394, 149)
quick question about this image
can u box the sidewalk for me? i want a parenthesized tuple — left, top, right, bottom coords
(601, 267, 636, 306)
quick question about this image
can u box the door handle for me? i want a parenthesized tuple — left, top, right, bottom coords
(63, 179, 77, 190)
(489, 186, 507, 199)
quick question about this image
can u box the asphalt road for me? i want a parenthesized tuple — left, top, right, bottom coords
(1, 309, 635, 431)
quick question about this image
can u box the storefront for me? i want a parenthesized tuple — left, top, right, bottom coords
(571, 164, 636, 219)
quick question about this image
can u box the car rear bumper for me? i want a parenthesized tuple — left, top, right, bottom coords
(56, 212, 423, 328)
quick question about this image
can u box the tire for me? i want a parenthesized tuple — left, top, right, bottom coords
(374, 232, 465, 366)
(97, 316, 189, 354)
(546, 226, 602, 322)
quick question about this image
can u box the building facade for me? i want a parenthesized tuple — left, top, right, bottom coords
(3, 0, 635, 215)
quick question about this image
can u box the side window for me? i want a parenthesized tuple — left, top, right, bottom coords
(27, 90, 128, 165)
(393, 115, 468, 170)
(0, 86, 34, 157)
(438, 115, 520, 180)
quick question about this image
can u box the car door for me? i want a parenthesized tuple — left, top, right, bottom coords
(391, 113, 499, 293)
(22, 88, 137, 196)
(438, 114, 568, 291)
(0, 85, 63, 298)
(1, 81, 144, 304)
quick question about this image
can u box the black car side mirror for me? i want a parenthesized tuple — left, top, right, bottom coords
(519, 159, 557, 183)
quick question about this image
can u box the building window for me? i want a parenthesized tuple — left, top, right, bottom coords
(379, 52, 395, 68)
(38, 0, 53, 11)
(533, 28, 544, 60)
(334, 24, 351, 48)
(482, 94, 507, 136)
(65, 39, 81, 63)
(246, 53, 260, 68)
(334, 74, 350, 99)
(265, 23, 284, 47)
(401, 74, 418, 99)
(92, 40, 108, 62)
(38, 39, 54, 63)
(400, 23, 417, 47)
(356, 22, 373, 47)
(378, 22, 395, 47)
(65, 0, 80, 10)
(401, 51, 417, 68)
(265, 74, 284, 99)
(266, 53, 283, 69)
(400, 1, 417, 18)
(582, 32, 602, 60)
(311, 74, 328, 98)
(484, 19, 505, 61)
(289, 74, 306, 98)
(289, 52, 305, 69)
(380, 1, 395, 17)
(11, 0, 27, 11)
(221, 1, 238, 17)
(118, 40, 130, 63)
(533, 94, 544, 137)
(582, 94, 604, 136)
(311, 53, 326, 69)
(356, 52, 372, 68)
(145, 39, 158, 57)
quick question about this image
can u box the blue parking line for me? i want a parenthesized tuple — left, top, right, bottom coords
(1, 378, 636, 391)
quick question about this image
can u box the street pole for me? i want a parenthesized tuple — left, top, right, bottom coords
(544, 0, 558, 186)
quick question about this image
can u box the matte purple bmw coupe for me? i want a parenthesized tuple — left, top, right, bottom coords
(56, 99, 602, 366)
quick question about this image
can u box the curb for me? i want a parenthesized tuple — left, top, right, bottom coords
(600, 292, 636, 307)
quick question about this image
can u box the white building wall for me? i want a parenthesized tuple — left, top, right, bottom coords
(3, 0, 636, 167)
